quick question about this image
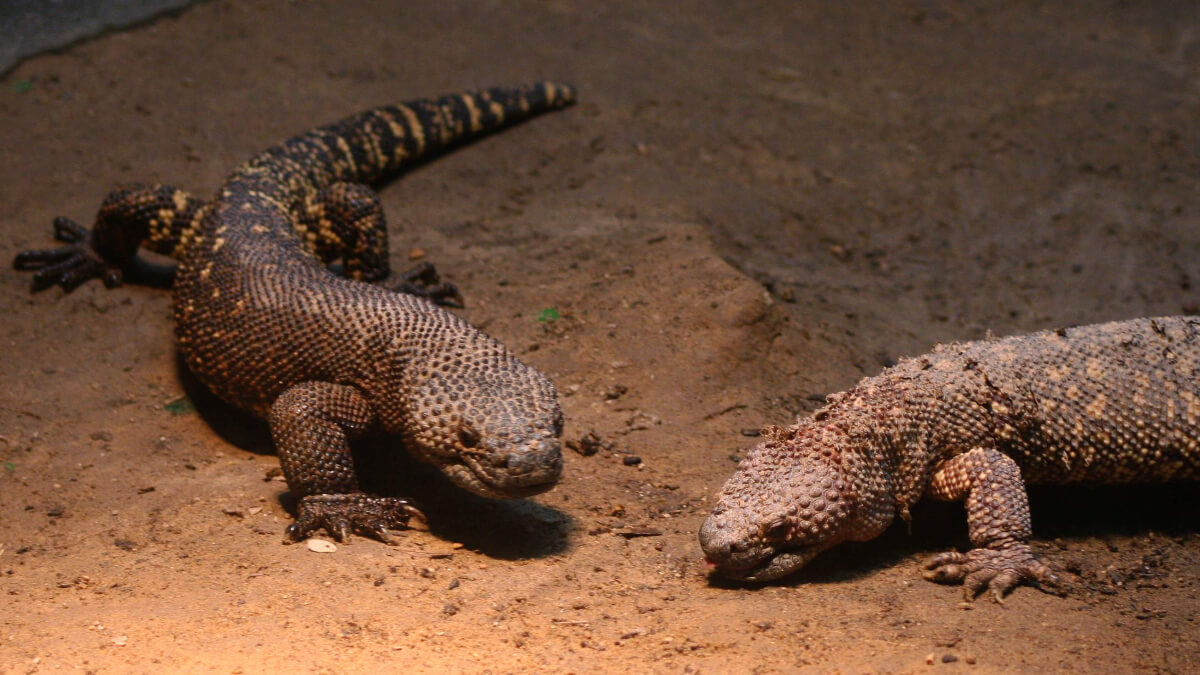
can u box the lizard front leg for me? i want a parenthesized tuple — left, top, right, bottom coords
(269, 381, 423, 543)
(922, 447, 1062, 601)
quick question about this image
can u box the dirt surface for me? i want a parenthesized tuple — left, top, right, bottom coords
(3, 1, 1200, 672)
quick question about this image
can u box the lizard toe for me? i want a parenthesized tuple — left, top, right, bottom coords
(292, 494, 423, 544)
(382, 261, 465, 307)
(329, 518, 352, 543)
(52, 216, 89, 243)
(922, 551, 970, 584)
(924, 543, 1056, 601)
(1029, 561, 1066, 597)
(987, 569, 1023, 603)
(17, 242, 119, 292)
(283, 522, 306, 543)
(962, 567, 1000, 600)
(371, 525, 395, 545)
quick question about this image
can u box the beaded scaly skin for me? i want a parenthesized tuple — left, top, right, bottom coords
(15, 83, 576, 542)
(699, 317, 1200, 601)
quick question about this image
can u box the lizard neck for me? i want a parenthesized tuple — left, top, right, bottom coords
(812, 385, 945, 535)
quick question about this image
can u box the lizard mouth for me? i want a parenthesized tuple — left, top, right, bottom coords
(709, 546, 823, 583)
(443, 447, 562, 499)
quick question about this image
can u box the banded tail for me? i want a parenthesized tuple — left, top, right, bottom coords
(13, 82, 576, 292)
(237, 82, 578, 196)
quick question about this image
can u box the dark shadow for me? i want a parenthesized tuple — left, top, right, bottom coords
(1028, 482, 1200, 539)
(707, 483, 1200, 588)
(795, 500, 968, 586)
(353, 436, 572, 561)
(126, 252, 178, 289)
(176, 355, 274, 455)
(176, 356, 570, 559)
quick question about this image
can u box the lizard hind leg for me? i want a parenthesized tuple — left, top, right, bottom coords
(13, 184, 204, 292)
(269, 381, 424, 543)
(297, 182, 463, 306)
(13, 217, 120, 291)
(922, 447, 1064, 602)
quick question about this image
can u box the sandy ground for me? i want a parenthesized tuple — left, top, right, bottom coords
(3, 1, 1200, 672)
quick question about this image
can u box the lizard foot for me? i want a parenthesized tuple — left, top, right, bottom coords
(12, 217, 121, 292)
(285, 494, 426, 544)
(922, 543, 1064, 602)
(380, 260, 464, 308)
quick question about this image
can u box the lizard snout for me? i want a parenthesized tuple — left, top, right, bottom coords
(505, 441, 562, 475)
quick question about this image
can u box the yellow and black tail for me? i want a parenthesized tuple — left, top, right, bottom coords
(243, 82, 577, 192)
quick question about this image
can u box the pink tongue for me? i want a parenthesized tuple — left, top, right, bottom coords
(704, 559, 719, 569)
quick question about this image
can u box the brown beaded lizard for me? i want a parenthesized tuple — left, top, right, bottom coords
(14, 82, 575, 542)
(700, 316, 1200, 600)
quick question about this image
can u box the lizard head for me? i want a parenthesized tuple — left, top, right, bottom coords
(400, 347, 564, 500)
(699, 423, 895, 582)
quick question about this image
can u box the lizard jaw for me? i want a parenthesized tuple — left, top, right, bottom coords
(442, 448, 562, 499)
(708, 545, 826, 583)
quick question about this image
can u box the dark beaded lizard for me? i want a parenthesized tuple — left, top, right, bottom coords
(699, 316, 1200, 601)
(15, 83, 576, 543)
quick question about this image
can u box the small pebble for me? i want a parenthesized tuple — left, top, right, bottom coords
(306, 539, 337, 553)
(622, 455, 642, 466)
(568, 431, 611, 456)
(603, 384, 628, 400)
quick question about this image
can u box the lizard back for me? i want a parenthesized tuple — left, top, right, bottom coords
(857, 316, 1200, 485)
(171, 84, 575, 415)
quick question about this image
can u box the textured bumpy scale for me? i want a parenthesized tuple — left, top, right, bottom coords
(15, 83, 576, 542)
(699, 317, 1200, 601)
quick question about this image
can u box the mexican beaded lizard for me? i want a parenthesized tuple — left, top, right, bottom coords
(15, 83, 575, 542)
(700, 317, 1200, 600)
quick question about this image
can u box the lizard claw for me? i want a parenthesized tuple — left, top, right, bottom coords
(285, 493, 425, 544)
(371, 525, 395, 545)
(13, 217, 122, 292)
(381, 260, 465, 307)
(923, 543, 1063, 602)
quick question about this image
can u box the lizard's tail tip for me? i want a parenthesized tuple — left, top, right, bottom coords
(537, 81, 578, 108)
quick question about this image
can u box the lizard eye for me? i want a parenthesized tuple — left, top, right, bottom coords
(458, 427, 481, 448)
(763, 520, 789, 541)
